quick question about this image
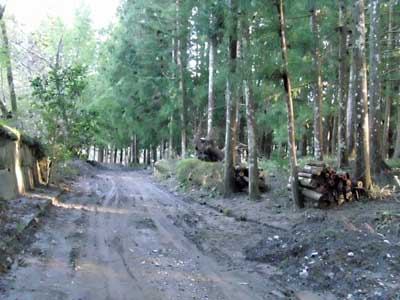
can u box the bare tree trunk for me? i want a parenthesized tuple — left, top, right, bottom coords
(0, 18, 17, 114)
(207, 31, 217, 139)
(277, 0, 303, 208)
(176, 0, 188, 159)
(393, 110, 400, 158)
(382, 0, 394, 159)
(0, 97, 7, 116)
(353, 0, 372, 189)
(223, 0, 238, 197)
(369, 0, 388, 175)
(346, 53, 356, 157)
(310, 6, 324, 161)
(169, 115, 174, 159)
(98, 147, 104, 163)
(338, 0, 349, 167)
(131, 135, 137, 164)
(242, 17, 259, 200)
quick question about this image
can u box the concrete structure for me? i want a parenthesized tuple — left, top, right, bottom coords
(0, 125, 47, 200)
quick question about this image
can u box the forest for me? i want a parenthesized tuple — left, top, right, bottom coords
(0, 0, 399, 204)
(1, 0, 400, 299)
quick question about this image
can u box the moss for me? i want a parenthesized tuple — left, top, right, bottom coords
(154, 159, 178, 179)
(176, 158, 223, 192)
(0, 125, 18, 141)
(20, 134, 46, 159)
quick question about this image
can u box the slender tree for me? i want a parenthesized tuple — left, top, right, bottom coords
(276, 0, 303, 208)
(176, 0, 188, 158)
(242, 11, 259, 200)
(207, 10, 218, 139)
(382, 0, 394, 159)
(223, 0, 239, 197)
(353, 0, 372, 189)
(369, 0, 388, 175)
(0, 5, 17, 114)
(337, 0, 349, 167)
(310, 5, 324, 161)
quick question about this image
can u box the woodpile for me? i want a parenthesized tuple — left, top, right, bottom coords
(235, 166, 268, 193)
(289, 161, 364, 207)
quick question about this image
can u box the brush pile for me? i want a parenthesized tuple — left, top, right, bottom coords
(289, 161, 364, 207)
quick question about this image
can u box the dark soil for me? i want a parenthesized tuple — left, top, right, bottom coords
(156, 167, 400, 300)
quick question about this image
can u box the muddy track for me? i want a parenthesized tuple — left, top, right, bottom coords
(0, 169, 294, 300)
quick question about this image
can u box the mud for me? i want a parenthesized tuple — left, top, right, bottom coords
(2, 166, 399, 300)
(0, 169, 291, 300)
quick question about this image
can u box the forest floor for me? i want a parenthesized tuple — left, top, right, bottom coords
(0, 162, 399, 300)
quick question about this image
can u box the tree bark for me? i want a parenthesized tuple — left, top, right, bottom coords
(169, 115, 174, 159)
(176, 0, 188, 159)
(242, 17, 260, 200)
(223, 0, 238, 197)
(368, 0, 388, 175)
(338, 0, 349, 167)
(310, 6, 324, 161)
(353, 0, 372, 189)
(393, 111, 400, 158)
(98, 147, 104, 163)
(0, 17, 17, 114)
(207, 22, 218, 139)
(276, 0, 303, 208)
(346, 51, 356, 157)
(382, 0, 394, 159)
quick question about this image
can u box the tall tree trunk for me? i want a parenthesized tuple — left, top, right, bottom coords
(277, 0, 303, 208)
(169, 115, 174, 159)
(223, 0, 238, 197)
(147, 147, 151, 165)
(382, 0, 394, 159)
(0, 18, 17, 114)
(353, 0, 372, 189)
(0, 97, 7, 116)
(310, 6, 324, 161)
(242, 17, 259, 200)
(368, 0, 388, 175)
(346, 52, 356, 157)
(393, 110, 400, 158)
(207, 28, 218, 139)
(131, 135, 137, 164)
(98, 147, 104, 163)
(176, 0, 188, 159)
(113, 148, 118, 164)
(338, 0, 349, 167)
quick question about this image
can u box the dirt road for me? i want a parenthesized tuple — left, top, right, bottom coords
(0, 169, 291, 300)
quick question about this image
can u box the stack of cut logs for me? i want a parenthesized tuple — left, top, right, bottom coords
(289, 161, 364, 207)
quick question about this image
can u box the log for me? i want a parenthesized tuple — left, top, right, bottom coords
(298, 172, 313, 178)
(307, 160, 326, 167)
(301, 188, 323, 201)
(299, 178, 318, 189)
(302, 165, 324, 176)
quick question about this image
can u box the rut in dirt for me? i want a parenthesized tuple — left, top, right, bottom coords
(0, 169, 289, 300)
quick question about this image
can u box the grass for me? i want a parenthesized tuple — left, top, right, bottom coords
(176, 158, 223, 191)
(154, 158, 223, 192)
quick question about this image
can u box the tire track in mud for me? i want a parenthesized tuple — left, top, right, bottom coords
(0, 169, 293, 300)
